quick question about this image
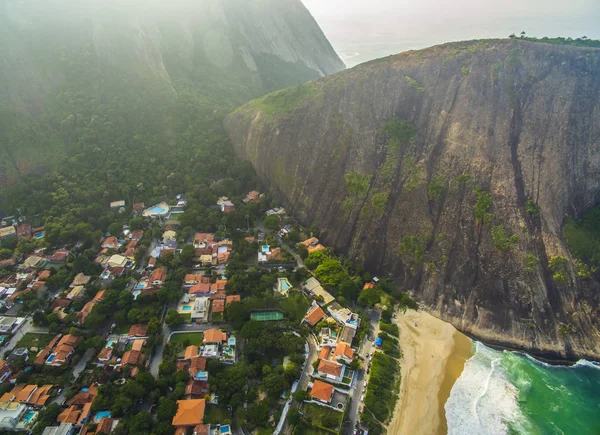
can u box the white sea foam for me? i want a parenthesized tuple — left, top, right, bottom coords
(574, 359, 600, 369)
(445, 342, 524, 435)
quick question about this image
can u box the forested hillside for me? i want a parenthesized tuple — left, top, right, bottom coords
(0, 0, 344, 185)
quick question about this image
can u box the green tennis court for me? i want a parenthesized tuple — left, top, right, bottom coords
(250, 311, 284, 321)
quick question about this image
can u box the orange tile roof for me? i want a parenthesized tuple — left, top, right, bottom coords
(184, 274, 203, 283)
(97, 347, 113, 360)
(317, 359, 343, 377)
(307, 244, 325, 253)
(78, 402, 93, 425)
(184, 345, 199, 360)
(131, 339, 145, 352)
(102, 236, 119, 247)
(38, 270, 51, 280)
(29, 384, 52, 406)
(128, 324, 147, 337)
(93, 290, 105, 302)
(300, 237, 319, 247)
(213, 279, 227, 291)
(150, 267, 167, 283)
(194, 424, 209, 435)
(189, 357, 207, 377)
(211, 299, 225, 314)
(96, 416, 114, 434)
(189, 283, 211, 295)
(310, 380, 334, 402)
(333, 343, 355, 360)
(0, 384, 24, 402)
(226, 295, 241, 304)
(172, 399, 205, 427)
(203, 328, 226, 343)
(194, 233, 214, 243)
(304, 306, 326, 326)
(58, 405, 81, 424)
(319, 346, 331, 360)
(122, 350, 143, 366)
(16, 384, 36, 402)
(363, 282, 375, 290)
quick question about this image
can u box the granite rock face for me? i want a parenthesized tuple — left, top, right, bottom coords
(226, 40, 600, 360)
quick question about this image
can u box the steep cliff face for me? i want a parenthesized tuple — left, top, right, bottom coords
(226, 40, 600, 360)
(0, 0, 344, 183)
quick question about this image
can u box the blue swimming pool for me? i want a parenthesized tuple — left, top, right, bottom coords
(95, 411, 111, 422)
(281, 281, 291, 290)
(46, 354, 55, 363)
(24, 411, 35, 423)
(81, 388, 89, 392)
(136, 283, 145, 289)
(105, 340, 114, 348)
(35, 233, 45, 239)
(151, 206, 166, 214)
(181, 305, 192, 311)
(220, 425, 231, 434)
(133, 290, 141, 300)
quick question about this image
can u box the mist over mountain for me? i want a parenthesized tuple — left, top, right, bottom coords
(0, 0, 344, 184)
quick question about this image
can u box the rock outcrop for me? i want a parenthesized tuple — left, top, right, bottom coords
(226, 39, 600, 360)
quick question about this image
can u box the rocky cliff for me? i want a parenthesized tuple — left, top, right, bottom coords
(225, 39, 600, 360)
(0, 0, 344, 183)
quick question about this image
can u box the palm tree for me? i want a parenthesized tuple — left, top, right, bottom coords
(520, 31, 526, 38)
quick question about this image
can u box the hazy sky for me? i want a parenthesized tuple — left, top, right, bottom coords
(302, 0, 600, 66)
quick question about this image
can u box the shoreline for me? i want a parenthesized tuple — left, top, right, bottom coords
(387, 310, 473, 435)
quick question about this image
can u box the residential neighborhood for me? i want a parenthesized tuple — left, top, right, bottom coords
(0, 187, 405, 435)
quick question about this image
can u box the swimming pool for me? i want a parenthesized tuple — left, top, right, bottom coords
(261, 245, 270, 253)
(81, 388, 89, 392)
(181, 305, 192, 311)
(133, 290, 141, 300)
(46, 354, 55, 363)
(35, 233, 45, 239)
(220, 425, 231, 434)
(105, 340, 114, 348)
(281, 281, 291, 290)
(136, 283, 145, 289)
(150, 206, 166, 214)
(101, 271, 110, 279)
(24, 411, 36, 423)
(95, 411, 111, 422)
(228, 337, 236, 346)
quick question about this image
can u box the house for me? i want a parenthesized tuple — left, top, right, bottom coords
(183, 274, 204, 287)
(243, 191, 263, 204)
(265, 207, 286, 217)
(147, 257, 156, 269)
(21, 255, 45, 270)
(68, 272, 88, 287)
(184, 378, 210, 399)
(66, 285, 85, 300)
(128, 324, 148, 338)
(0, 360, 12, 383)
(338, 326, 356, 345)
(332, 343, 354, 364)
(189, 357, 207, 380)
(48, 250, 70, 264)
(172, 399, 205, 430)
(316, 360, 344, 383)
(189, 283, 212, 296)
(110, 200, 126, 210)
(363, 282, 375, 290)
(7, 348, 28, 363)
(183, 345, 199, 361)
(310, 380, 334, 404)
(327, 303, 360, 329)
(37, 269, 51, 280)
(300, 237, 326, 253)
(150, 267, 167, 287)
(211, 299, 225, 316)
(121, 350, 144, 367)
(203, 328, 227, 344)
(163, 230, 177, 242)
(0, 384, 54, 406)
(257, 245, 281, 263)
(77, 301, 96, 324)
(17, 224, 32, 239)
(42, 423, 74, 435)
(92, 290, 105, 302)
(303, 306, 326, 327)
(217, 197, 235, 213)
(193, 233, 214, 249)
(97, 347, 113, 364)
(130, 230, 144, 241)
(107, 255, 127, 268)
(132, 203, 145, 215)
(225, 295, 241, 304)
(101, 236, 120, 250)
(0, 226, 16, 240)
(95, 416, 118, 434)
(303, 277, 335, 305)
(34, 334, 79, 366)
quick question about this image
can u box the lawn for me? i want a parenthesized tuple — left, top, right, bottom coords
(203, 404, 230, 425)
(169, 332, 204, 346)
(181, 313, 192, 324)
(301, 403, 342, 433)
(16, 333, 53, 350)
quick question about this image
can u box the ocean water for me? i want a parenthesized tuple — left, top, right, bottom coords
(445, 342, 600, 435)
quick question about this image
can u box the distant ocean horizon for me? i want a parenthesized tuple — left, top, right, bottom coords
(302, 0, 600, 67)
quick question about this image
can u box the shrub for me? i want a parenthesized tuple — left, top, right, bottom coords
(344, 172, 372, 199)
(404, 76, 425, 93)
(523, 254, 538, 272)
(461, 66, 470, 76)
(380, 119, 416, 151)
(548, 255, 569, 282)
(491, 226, 519, 251)
(371, 192, 389, 214)
(428, 174, 447, 199)
(526, 200, 540, 216)
(474, 189, 493, 221)
(399, 234, 429, 264)
(380, 322, 399, 338)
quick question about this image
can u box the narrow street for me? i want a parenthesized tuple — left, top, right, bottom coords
(3, 316, 49, 355)
(346, 310, 381, 433)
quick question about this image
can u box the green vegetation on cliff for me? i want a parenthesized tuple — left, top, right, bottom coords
(564, 207, 600, 271)
(344, 172, 372, 199)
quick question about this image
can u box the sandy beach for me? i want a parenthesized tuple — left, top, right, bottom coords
(387, 310, 473, 435)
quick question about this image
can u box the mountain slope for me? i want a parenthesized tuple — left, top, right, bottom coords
(0, 0, 344, 184)
(225, 39, 600, 360)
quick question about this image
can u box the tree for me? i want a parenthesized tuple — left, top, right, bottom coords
(263, 215, 281, 232)
(358, 288, 381, 307)
(165, 310, 183, 328)
(147, 317, 162, 336)
(288, 407, 301, 426)
(246, 400, 269, 428)
(296, 243, 308, 260)
(108, 222, 122, 237)
(0, 248, 12, 260)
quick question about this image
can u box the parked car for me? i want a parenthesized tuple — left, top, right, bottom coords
(360, 395, 364, 402)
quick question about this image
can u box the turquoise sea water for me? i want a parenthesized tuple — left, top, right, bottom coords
(446, 342, 600, 435)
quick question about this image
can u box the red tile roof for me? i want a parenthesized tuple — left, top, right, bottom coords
(317, 359, 343, 377)
(211, 299, 225, 314)
(310, 380, 334, 402)
(172, 399, 205, 427)
(128, 324, 147, 337)
(304, 306, 326, 326)
(226, 295, 241, 304)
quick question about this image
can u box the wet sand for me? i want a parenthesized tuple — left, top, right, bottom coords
(387, 310, 473, 435)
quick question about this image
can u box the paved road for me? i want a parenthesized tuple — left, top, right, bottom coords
(346, 310, 381, 433)
(3, 316, 49, 354)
